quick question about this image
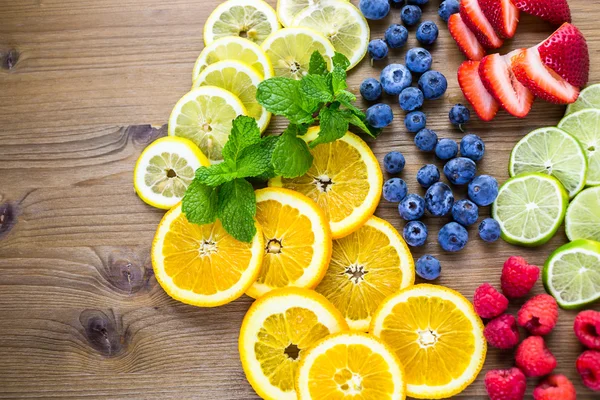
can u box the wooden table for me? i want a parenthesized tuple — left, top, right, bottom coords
(1, 0, 599, 398)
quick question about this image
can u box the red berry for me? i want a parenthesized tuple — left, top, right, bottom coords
(574, 310, 600, 350)
(515, 336, 557, 377)
(448, 14, 486, 61)
(517, 294, 559, 335)
(533, 374, 576, 400)
(501, 256, 540, 298)
(512, 0, 571, 26)
(460, 0, 503, 49)
(484, 368, 527, 400)
(457, 60, 500, 122)
(474, 283, 509, 319)
(484, 314, 520, 349)
(576, 350, 600, 392)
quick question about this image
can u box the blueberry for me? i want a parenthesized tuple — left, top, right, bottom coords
(399, 87, 424, 112)
(479, 218, 501, 243)
(438, 222, 469, 252)
(390, 0, 404, 5)
(416, 255, 441, 280)
(425, 182, 454, 216)
(398, 194, 425, 221)
(444, 157, 477, 185)
(403, 221, 428, 247)
(452, 199, 479, 226)
(438, 0, 460, 22)
(449, 104, 471, 126)
(409, 0, 429, 5)
(414, 128, 438, 152)
(468, 175, 499, 206)
(381, 64, 413, 95)
(401, 5, 422, 26)
(417, 164, 440, 188)
(460, 134, 485, 161)
(385, 24, 409, 49)
(416, 21, 439, 45)
(418, 70, 448, 100)
(435, 138, 458, 160)
(368, 39, 389, 61)
(383, 178, 408, 202)
(366, 103, 394, 129)
(404, 111, 427, 133)
(359, 0, 390, 20)
(360, 78, 383, 102)
(384, 151, 406, 174)
(405, 48, 432, 74)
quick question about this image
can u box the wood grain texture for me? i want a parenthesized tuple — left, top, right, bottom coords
(1, 0, 600, 398)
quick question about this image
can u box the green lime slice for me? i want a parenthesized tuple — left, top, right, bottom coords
(509, 127, 588, 198)
(566, 83, 600, 115)
(565, 186, 600, 242)
(492, 173, 569, 247)
(543, 239, 600, 309)
(558, 109, 600, 186)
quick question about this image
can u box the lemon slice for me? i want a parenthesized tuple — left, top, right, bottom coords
(203, 0, 280, 46)
(193, 60, 271, 133)
(315, 216, 414, 331)
(269, 127, 383, 239)
(371, 284, 486, 399)
(277, 0, 348, 28)
(151, 204, 264, 307)
(133, 137, 210, 210)
(239, 287, 349, 400)
(247, 188, 332, 299)
(291, 0, 369, 70)
(168, 86, 247, 164)
(296, 332, 407, 400)
(261, 27, 336, 79)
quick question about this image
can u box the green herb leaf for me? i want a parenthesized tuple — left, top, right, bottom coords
(331, 67, 348, 94)
(332, 52, 350, 71)
(252, 135, 280, 181)
(222, 116, 261, 163)
(272, 124, 313, 178)
(309, 51, 328, 76)
(301, 74, 334, 104)
(311, 106, 349, 147)
(257, 78, 315, 124)
(182, 180, 219, 225)
(217, 178, 256, 243)
(194, 163, 237, 187)
(235, 142, 275, 178)
(341, 109, 377, 138)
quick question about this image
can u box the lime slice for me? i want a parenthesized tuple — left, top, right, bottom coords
(509, 127, 588, 198)
(277, 0, 347, 28)
(565, 186, 600, 242)
(558, 109, 600, 185)
(492, 173, 569, 247)
(566, 83, 600, 115)
(543, 239, 600, 309)
(291, 0, 369, 70)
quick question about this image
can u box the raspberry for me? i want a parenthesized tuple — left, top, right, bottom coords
(473, 283, 509, 319)
(515, 336, 557, 377)
(484, 314, 520, 349)
(484, 368, 527, 400)
(533, 374, 577, 400)
(517, 294, 559, 335)
(501, 256, 540, 298)
(576, 350, 600, 392)
(574, 310, 600, 350)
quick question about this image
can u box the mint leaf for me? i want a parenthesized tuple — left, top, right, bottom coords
(336, 90, 357, 104)
(253, 136, 280, 181)
(217, 178, 256, 243)
(235, 142, 274, 178)
(331, 67, 348, 94)
(272, 124, 313, 178)
(182, 180, 218, 225)
(257, 78, 315, 124)
(195, 163, 237, 186)
(311, 106, 349, 147)
(341, 109, 377, 138)
(309, 51, 328, 76)
(222, 116, 261, 163)
(332, 52, 350, 71)
(301, 74, 334, 104)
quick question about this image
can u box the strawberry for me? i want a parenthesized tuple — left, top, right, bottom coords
(511, 48, 580, 104)
(458, 61, 500, 121)
(460, 0, 504, 49)
(479, 0, 520, 39)
(512, 0, 571, 26)
(448, 13, 486, 61)
(479, 51, 534, 118)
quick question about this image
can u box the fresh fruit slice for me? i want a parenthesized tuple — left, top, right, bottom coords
(479, 51, 534, 118)
(291, 0, 368, 70)
(269, 128, 383, 239)
(558, 109, 600, 185)
(314, 216, 414, 331)
(512, 0, 571, 26)
(239, 287, 349, 400)
(448, 14, 486, 61)
(492, 173, 569, 247)
(261, 27, 336, 79)
(479, 0, 520, 39)
(203, 0, 280, 46)
(168, 86, 247, 164)
(458, 60, 500, 121)
(247, 188, 332, 299)
(566, 187, 600, 242)
(371, 284, 487, 399)
(193, 60, 271, 133)
(543, 239, 600, 309)
(152, 204, 264, 307)
(566, 83, 600, 115)
(460, 0, 503, 49)
(509, 127, 588, 198)
(277, 0, 347, 28)
(296, 332, 407, 400)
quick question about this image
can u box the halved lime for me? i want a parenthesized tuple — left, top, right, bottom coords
(492, 173, 569, 247)
(566, 83, 600, 115)
(558, 109, 600, 185)
(543, 239, 600, 309)
(565, 186, 600, 242)
(509, 127, 587, 198)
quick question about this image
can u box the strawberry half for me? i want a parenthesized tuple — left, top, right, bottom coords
(512, 0, 571, 26)
(460, 0, 504, 49)
(458, 61, 500, 121)
(479, 51, 534, 118)
(512, 48, 580, 104)
(448, 13, 486, 61)
(479, 0, 520, 39)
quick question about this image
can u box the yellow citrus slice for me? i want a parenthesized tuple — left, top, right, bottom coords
(133, 136, 210, 210)
(277, 0, 348, 28)
(269, 127, 383, 239)
(247, 188, 332, 299)
(315, 216, 414, 331)
(239, 287, 349, 400)
(151, 203, 264, 307)
(203, 0, 280, 46)
(370, 284, 487, 399)
(296, 332, 407, 400)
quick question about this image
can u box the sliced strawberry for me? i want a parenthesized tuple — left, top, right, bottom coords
(458, 61, 500, 121)
(479, 0, 520, 39)
(512, 48, 580, 104)
(512, 0, 571, 26)
(460, 0, 504, 49)
(479, 51, 534, 118)
(448, 13, 486, 61)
